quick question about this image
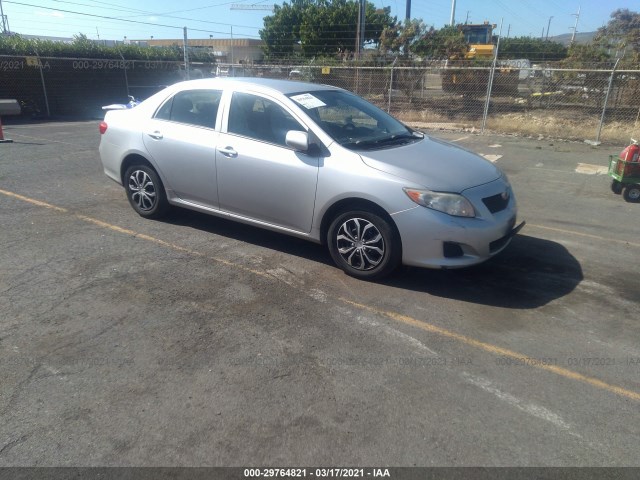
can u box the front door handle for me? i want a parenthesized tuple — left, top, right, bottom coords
(146, 130, 163, 140)
(217, 146, 238, 158)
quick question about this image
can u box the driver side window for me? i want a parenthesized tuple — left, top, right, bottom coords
(228, 92, 305, 147)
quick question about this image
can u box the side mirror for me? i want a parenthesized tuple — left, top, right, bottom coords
(285, 130, 309, 152)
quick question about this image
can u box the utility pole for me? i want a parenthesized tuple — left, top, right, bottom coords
(545, 16, 553, 41)
(355, 0, 365, 59)
(360, 0, 365, 54)
(355, 0, 361, 58)
(230, 25, 234, 69)
(570, 6, 581, 44)
(0, 0, 9, 35)
(449, 0, 456, 26)
(506, 24, 511, 40)
(464, 11, 470, 24)
(404, 0, 411, 56)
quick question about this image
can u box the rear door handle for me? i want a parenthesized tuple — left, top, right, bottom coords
(217, 146, 238, 158)
(146, 130, 163, 140)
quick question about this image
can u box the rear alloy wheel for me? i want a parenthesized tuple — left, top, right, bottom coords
(623, 184, 640, 203)
(124, 165, 169, 218)
(327, 210, 401, 280)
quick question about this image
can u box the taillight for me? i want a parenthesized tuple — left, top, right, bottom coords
(99, 121, 108, 134)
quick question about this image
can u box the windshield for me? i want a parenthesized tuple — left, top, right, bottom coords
(287, 90, 418, 150)
(463, 26, 491, 44)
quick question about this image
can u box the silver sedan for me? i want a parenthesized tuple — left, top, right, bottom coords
(99, 78, 523, 279)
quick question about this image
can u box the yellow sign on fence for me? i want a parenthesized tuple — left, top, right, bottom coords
(322, 67, 331, 75)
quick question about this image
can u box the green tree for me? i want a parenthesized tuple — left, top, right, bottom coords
(260, 0, 397, 59)
(378, 19, 426, 56)
(594, 8, 640, 65)
(0, 33, 214, 62)
(562, 43, 610, 67)
(498, 37, 567, 61)
(411, 25, 467, 59)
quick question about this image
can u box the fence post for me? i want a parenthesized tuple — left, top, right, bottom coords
(481, 18, 503, 134)
(119, 53, 130, 97)
(354, 64, 359, 95)
(34, 50, 51, 117)
(183, 26, 190, 80)
(388, 58, 397, 113)
(593, 58, 620, 145)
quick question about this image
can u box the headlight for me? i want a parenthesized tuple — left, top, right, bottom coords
(403, 188, 476, 217)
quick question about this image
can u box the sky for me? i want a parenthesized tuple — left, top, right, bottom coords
(2, 0, 638, 42)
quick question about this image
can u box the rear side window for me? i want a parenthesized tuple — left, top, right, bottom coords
(154, 89, 222, 129)
(227, 92, 304, 147)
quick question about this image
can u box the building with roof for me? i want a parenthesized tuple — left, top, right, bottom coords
(138, 38, 265, 64)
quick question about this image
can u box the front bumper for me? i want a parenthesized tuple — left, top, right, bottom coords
(391, 178, 522, 269)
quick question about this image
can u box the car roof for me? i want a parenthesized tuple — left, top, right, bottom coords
(170, 77, 344, 96)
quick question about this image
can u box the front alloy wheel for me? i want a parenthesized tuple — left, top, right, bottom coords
(328, 210, 401, 280)
(336, 217, 385, 271)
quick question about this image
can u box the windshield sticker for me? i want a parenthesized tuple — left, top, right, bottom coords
(291, 93, 326, 109)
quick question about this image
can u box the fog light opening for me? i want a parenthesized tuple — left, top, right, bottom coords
(443, 242, 464, 258)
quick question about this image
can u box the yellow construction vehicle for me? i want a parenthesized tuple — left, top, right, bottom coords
(442, 21, 519, 95)
(460, 22, 496, 59)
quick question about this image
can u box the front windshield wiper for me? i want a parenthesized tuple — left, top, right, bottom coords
(375, 132, 420, 144)
(343, 132, 420, 149)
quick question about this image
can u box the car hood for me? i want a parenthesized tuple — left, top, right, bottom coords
(358, 135, 501, 192)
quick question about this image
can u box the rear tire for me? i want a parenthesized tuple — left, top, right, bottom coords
(327, 210, 401, 280)
(623, 184, 640, 203)
(124, 164, 169, 219)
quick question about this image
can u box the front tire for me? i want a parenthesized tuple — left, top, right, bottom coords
(623, 184, 640, 203)
(124, 165, 169, 219)
(327, 210, 401, 280)
(611, 180, 623, 195)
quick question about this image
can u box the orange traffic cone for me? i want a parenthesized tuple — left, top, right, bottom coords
(0, 116, 13, 143)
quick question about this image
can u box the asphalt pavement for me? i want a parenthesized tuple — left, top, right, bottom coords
(0, 121, 638, 467)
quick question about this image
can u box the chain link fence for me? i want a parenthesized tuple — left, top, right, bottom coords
(2, 54, 639, 143)
(245, 62, 640, 144)
(0, 55, 216, 119)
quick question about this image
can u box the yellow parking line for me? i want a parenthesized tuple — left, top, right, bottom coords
(0, 189, 68, 213)
(340, 299, 640, 402)
(73, 214, 273, 280)
(528, 223, 640, 248)
(2, 188, 639, 402)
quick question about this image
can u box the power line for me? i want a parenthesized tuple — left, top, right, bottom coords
(52, 0, 152, 16)
(49, 0, 260, 30)
(8, 1, 398, 36)
(230, 4, 275, 11)
(9, 12, 259, 38)
(4, 1, 248, 35)
(136, 0, 249, 17)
